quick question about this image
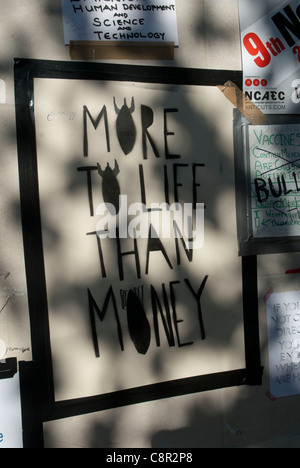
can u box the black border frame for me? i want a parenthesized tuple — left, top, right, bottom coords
(14, 59, 262, 447)
(234, 110, 300, 256)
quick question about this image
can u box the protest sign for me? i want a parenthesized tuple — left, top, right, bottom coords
(239, 0, 300, 114)
(267, 290, 300, 398)
(250, 123, 300, 238)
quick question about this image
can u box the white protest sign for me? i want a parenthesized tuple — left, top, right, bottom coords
(33, 78, 245, 402)
(249, 123, 300, 238)
(61, 0, 179, 45)
(0, 373, 23, 448)
(267, 291, 300, 398)
(238, 0, 300, 114)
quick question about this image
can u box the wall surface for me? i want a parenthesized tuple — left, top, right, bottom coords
(1, 0, 300, 448)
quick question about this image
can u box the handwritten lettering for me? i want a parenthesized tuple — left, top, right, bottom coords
(267, 292, 300, 397)
(78, 98, 209, 357)
(250, 124, 300, 237)
(63, 0, 178, 44)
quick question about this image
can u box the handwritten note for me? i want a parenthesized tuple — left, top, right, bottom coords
(250, 124, 300, 238)
(62, 0, 179, 45)
(267, 291, 300, 398)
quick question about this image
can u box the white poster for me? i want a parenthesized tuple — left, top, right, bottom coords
(33, 78, 245, 402)
(267, 291, 300, 398)
(0, 374, 23, 448)
(249, 123, 300, 238)
(61, 0, 179, 45)
(238, 0, 300, 114)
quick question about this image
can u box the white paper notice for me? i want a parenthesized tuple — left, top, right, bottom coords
(61, 0, 179, 45)
(267, 291, 300, 398)
(249, 123, 300, 238)
(0, 374, 23, 448)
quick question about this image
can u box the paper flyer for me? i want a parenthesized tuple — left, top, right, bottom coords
(238, 0, 300, 114)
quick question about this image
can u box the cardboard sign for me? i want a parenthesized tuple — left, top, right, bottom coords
(267, 290, 300, 398)
(250, 123, 300, 238)
(61, 0, 179, 46)
(238, 0, 300, 114)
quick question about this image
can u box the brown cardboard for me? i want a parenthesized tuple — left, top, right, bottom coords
(218, 81, 269, 125)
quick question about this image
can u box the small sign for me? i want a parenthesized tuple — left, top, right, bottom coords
(267, 290, 300, 398)
(0, 373, 23, 448)
(61, 0, 179, 46)
(238, 0, 300, 115)
(250, 123, 300, 238)
(234, 112, 300, 256)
